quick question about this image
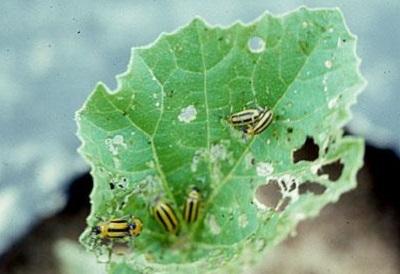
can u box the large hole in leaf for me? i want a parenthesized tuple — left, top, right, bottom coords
(293, 136, 319, 163)
(248, 36, 265, 53)
(255, 180, 282, 209)
(299, 181, 327, 195)
(254, 180, 291, 212)
(317, 160, 344, 181)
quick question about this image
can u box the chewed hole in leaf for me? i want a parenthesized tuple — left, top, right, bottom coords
(207, 214, 222, 235)
(293, 136, 319, 163)
(317, 159, 344, 181)
(254, 181, 282, 209)
(299, 181, 327, 195)
(248, 36, 265, 53)
(117, 200, 126, 211)
(278, 176, 298, 193)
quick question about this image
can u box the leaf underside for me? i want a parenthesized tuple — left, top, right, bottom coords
(76, 7, 365, 274)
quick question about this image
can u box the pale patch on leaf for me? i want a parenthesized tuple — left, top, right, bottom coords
(207, 214, 221, 235)
(256, 162, 274, 177)
(178, 105, 197, 123)
(324, 59, 333, 69)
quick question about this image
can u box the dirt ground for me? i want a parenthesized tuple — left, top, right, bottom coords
(1, 145, 399, 274)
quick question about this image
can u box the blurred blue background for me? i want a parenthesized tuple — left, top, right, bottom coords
(0, 0, 399, 271)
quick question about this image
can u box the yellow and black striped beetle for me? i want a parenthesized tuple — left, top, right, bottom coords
(243, 107, 273, 136)
(93, 217, 143, 240)
(183, 187, 201, 224)
(151, 199, 179, 234)
(228, 106, 273, 136)
(228, 107, 265, 126)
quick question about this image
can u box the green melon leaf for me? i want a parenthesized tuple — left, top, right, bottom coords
(76, 7, 366, 274)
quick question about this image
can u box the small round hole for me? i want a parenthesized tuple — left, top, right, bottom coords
(248, 36, 265, 53)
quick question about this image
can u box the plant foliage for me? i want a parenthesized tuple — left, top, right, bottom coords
(76, 7, 366, 273)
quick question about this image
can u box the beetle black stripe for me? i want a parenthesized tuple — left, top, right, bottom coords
(108, 228, 129, 232)
(108, 235, 125, 239)
(156, 210, 169, 231)
(237, 117, 256, 123)
(254, 111, 272, 133)
(160, 204, 177, 229)
(188, 200, 194, 223)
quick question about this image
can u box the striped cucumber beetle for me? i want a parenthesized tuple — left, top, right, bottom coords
(151, 199, 179, 234)
(228, 107, 265, 126)
(89, 216, 142, 263)
(183, 187, 201, 224)
(243, 108, 273, 136)
(93, 217, 143, 240)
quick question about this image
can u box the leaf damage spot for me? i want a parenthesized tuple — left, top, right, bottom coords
(140, 175, 160, 194)
(257, 175, 300, 211)
(209, 141, 233, 182)
(323, 75, 328, 92)
(191, 148, 207, 173)
(248, 36, 265, 53)
(112, 135, 127, 147)
(191, 142, 233, 177)
(337, 37, 344, 47)
(207, 214, 221, 235)
(299, 181, 326, 195)
(146, 160, 155, 169)
(277, 175, 299, 199)
(324, 60, 333, 69)
(254, 181, 282, 210)
(210, 142, 230, 163)
(238, 214, 249, 228)
(293, 136, 319, 163)
(244, 153, 256, 169)
(110, 176, 129, 190)
(112, 158, 121, 168)
(105, 135, 128, 156)
(252, 196, 268, 211)
(328, 96, 339, 109)
(178, 105, 197, 123)
(256, 162, 274, 177)
(317, 159, 344, 181)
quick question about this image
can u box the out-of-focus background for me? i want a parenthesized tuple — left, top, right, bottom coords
(0, 1, 399, 273)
